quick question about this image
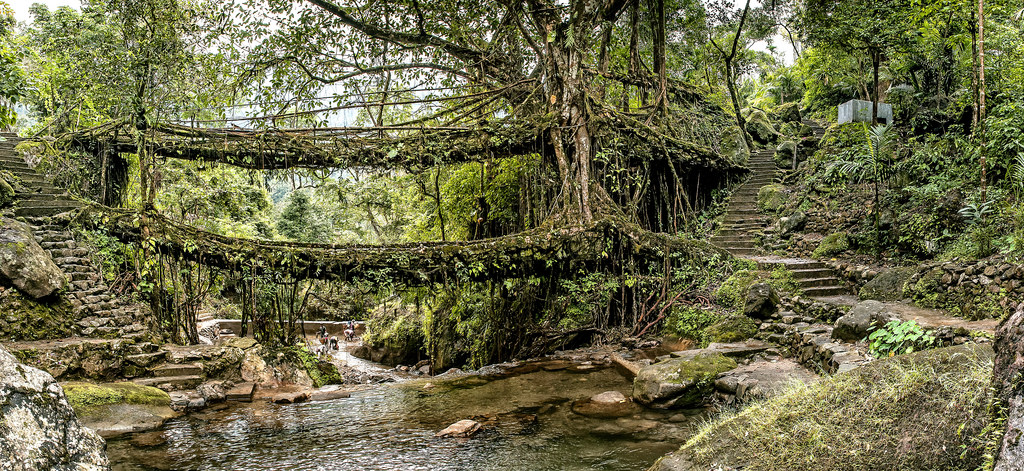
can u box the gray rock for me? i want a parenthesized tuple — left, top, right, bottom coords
(0, 344, 109, 470)
(435, 419, 481, 438)
(0, 217, 66, 299)
(744, 283, 780, 319)
(632, 352, 737, 408)
(780, 211, 807, 234)
(197, 381, 226, 403)
(859, 267, 916, 301)
(994, 305, 1024, 470)
(832, 300, 899, 342)
(571, 390, 637, 418)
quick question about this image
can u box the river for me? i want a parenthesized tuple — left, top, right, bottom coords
(107, 360, 703, 470)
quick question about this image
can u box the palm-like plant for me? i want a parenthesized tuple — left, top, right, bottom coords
(825, 124, 897, 254)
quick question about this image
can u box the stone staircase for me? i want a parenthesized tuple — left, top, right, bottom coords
(133, 362, 203, 391)
(1, 131, 150, 339)
(711, 123, 850, 298)
(0, 133, 83, 218)
(709, 149, 779, 256)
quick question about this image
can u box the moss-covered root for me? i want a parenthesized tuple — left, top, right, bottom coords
(653, 344, 993, 471)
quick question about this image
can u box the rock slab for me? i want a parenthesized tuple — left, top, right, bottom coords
(435, 419, 481, 438)
(0, 217, 66, 299)
(633, 351, 737, 408)
(0, 343, 109, 470)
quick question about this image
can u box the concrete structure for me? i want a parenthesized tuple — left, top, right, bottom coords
(838, 99, 893, 125)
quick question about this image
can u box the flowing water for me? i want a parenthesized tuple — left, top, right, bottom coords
(108, 362, 701, 471)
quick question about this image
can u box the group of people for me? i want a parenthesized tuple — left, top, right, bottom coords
(314, 322, 357, 358)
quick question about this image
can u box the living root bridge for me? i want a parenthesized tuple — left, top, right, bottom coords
(61, 119, 551, 171)
(78, 205, 729, 285)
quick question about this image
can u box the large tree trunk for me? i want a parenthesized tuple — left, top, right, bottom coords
(871, 48, 880, 125)
(978, 0, 987, 201)
(725, 60, 751, 150)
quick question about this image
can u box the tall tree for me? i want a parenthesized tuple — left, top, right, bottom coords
(800, 0, 919, 124)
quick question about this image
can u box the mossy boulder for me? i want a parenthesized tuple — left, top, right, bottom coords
(0, 288, 76, 341)
(62, 381, 178, 438)
(633, 352, 737, 408)
(774, 140, 797, 169)
(859, 267, 916, 301)
(651, 344, 993, 471)
(813, 232, 850, 258)
(357, 300, 426, 366)
(0, 175, 13, 208)
(777, 102, 801, 123)
(757, 184, 788, 213)
(744, 110, 780, 145)
(0, 217, 66, 299)
(719, 125, 750, 166)
(715, 270, 760, 309)
(779, 211, 806, 234)
(705, 316, 757, 343)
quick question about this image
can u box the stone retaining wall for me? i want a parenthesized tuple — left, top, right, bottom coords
(827, 256, 1024, 319)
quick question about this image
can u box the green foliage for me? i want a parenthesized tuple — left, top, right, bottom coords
(866, 320, 937, 357)
(363, 300, 426, 359)
(704, 315, 758, 344)
(663, 305, 722, 347)
(714, 270, 760, 309)
(276, 191, 329, 243)
(813, 232, 850, 258)
(288, 345, 342, 388)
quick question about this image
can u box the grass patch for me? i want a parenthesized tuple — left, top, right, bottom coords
(62, 382, 170, 414)
(673, 344, 992, 471)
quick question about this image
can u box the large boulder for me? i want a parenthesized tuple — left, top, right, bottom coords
(774, 140, 797, 169)
(61, 381, 178, 438)
(777, 102, 802, 123)
(779, 211, 807, 234)
(704, 316, 758, 344)
(743, 283, 780, 319)
(0, 217, 66, 299)
(633, 351, 737, 408)
(859, 267, 916, 301)
(719, 125, 750, 166)
(832, 300, 899, 342)
(744, 110, 780, 145)
(0, 344, 109, 470)
(994, 303, 1024, 470)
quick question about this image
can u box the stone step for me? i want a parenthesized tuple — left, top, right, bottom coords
(126, 351, 167, 366)
(150, 363, 203, 377)
(789, 268, 833, 278)
(796, 277, 844, 288)
(715, 240, 756, 249)
(226, 382, 256, 402)
(724, 248, 757, 256)
(802, 286, 849, 297)
(133, 375, 203, 391)
(15, 205, 81, 218)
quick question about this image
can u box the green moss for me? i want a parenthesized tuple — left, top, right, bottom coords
(62, 381, 170, 414)
(715, 270, 760, 310)
(664, 353, 738, 406)
(812, 232, 850, 258)
(673, 344, 992, 471)
(277, 346, 342, 388)
(757, 184, 788, 213)
(663, 306, 722, 347)
(705, 315, 758, 343)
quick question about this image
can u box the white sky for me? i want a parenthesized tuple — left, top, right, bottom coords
(7, 0, 78, 23)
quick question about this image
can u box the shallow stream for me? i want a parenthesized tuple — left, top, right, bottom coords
(107, 363, 702, 470)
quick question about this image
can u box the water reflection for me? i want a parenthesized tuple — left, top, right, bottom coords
(109, 366, 701, 471)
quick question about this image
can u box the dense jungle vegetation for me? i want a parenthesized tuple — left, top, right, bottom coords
(0, 0, 1021, 371)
